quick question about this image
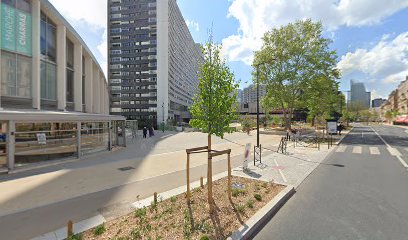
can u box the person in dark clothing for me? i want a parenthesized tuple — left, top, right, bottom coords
(143, 127, 147, 138)
(148, 126, 154, 137)
(337, 123, 344, 135)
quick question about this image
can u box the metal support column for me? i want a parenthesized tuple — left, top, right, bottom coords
(7, 121, 15, 171)
(77, 122, 81, 158)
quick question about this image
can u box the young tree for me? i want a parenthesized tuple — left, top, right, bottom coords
(189, 40, 239, 212)
(254, 19, 340, 130)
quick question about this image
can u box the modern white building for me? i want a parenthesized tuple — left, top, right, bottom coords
(0, 0, 126, 173)
(108, 0, 202, 127)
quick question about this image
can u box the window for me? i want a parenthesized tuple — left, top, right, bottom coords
(66, 39, 74, 69)
(66, 70, 74, 102)
(41, 61, 57, 100)
(1, 51, 31, 97)
(40, 13, 57, 62)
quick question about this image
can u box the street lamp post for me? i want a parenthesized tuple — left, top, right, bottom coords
(256, 65, 260, 148)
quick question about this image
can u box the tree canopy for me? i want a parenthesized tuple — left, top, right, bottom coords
(254, 19, 340, 129)
(189, 41, 239, 138)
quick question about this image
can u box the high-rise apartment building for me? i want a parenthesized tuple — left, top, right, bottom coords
(242, 84, 267, 103)
(108, 0, 202, 127)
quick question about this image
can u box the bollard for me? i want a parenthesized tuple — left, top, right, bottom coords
(67, 220, 73, 238)
(154, 192, 158, 204)
(200, 177, 204, 188)
(186, 153, 190, 200)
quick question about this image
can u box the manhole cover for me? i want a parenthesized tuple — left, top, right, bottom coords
(118, 166, 135, 171)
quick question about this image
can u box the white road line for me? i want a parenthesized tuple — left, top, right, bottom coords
(404, 147, 408, 152)
(273, 158, 287, 183)
(352, 146, 362, 154)
(336, 145, 347, 153)
(371, 127, 408, 169)
(369, 147, 380, 155)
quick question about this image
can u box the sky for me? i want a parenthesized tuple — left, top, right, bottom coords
(48, 0, 408, 100)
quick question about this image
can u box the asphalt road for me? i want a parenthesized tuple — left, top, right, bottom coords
(254, 124, 408, 240)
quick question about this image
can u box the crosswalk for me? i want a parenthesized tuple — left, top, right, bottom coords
(335, 146, 382, 155)
(335, 145, 408, 156)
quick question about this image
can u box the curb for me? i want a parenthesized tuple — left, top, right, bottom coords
(228, 185, 295, 240)
(334, 127, 353, 145)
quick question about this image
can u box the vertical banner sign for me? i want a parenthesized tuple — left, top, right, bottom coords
(1, 3, 16, 52)
(16, 9, 32, 55)
(1, 3, 32, 56)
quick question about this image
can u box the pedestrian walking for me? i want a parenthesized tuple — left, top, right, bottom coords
(143, 127, 147, 138)
(337, 123, 344, 135)
(148, 126, 154, 137)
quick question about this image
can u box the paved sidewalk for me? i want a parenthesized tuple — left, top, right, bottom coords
(234, 132, 348, 188)
(0, 130, 281, 217)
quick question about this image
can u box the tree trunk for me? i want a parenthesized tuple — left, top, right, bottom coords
(207, 132, 213, 213)
(311, 116, 315, 127)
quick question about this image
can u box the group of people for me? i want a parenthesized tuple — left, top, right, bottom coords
(142, 126, 155, 138)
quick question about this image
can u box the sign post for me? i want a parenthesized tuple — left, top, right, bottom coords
(243, 143, 251, 170)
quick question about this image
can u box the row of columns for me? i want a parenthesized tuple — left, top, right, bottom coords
(0, 0, 109, 115)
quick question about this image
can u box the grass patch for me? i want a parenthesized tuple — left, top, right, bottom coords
(93, 223, 105, 236)
(232, 188, 247, 197)
(170, 196, 177, 203)
(236, 204, 246, 214)
(67, 234, 82, 240)
(134, 207, 147, 218)
(246, 199, 254, 209)
(200, 235, 210, 240)
(254, 193, 263, 202)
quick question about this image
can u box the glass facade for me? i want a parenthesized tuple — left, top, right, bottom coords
(0, 122, 7, 169)
(1, 51, 32, 97)
(66, 39, 74, 103)
(14, 122, 77, 166)
(81, 122, 110, 155)
(40, 61, 57, 100)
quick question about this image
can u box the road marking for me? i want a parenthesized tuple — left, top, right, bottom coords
(273, 158, 287, 183)
(352, 146, 362, 154)
(404, 147, 408, 152)
(336, 145, 346, 153)
(369, 147, 380, 155)
(371, 127, 408, 169)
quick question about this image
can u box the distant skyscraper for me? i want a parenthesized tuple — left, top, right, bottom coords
(108, 0, 202, 126)
(348, 80, 371, 108)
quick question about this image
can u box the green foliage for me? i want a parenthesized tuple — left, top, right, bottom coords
(134, 207, 147, 218)
(93, 223, 106, 236)
(67, 234, 82, 240)
(240, 115, 255, 134)
(189, 40, 239, 138)
(232, 188, 247, 197)
(200, 235, 210, 240)
(271, 116, 282, 127)
(170, 196, 177, 203)
(254, 193, 263, 201)
(236, 204, 246, 214)
(246, 199, 254, 209)
(254, 19, 340, 129)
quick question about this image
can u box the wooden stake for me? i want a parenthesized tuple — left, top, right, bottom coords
(200, 177, 204, 188)
(208, 134, 213, 213)
(228, 152, 232, 200)
(67, 220, 73, 238)
(154, 192, 158, 204)
(187, 153, 191, 200)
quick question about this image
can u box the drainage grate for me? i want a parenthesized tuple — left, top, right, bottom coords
(118, 166, 135, 171)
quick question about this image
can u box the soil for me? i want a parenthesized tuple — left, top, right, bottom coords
(80, 176, 285, 240)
